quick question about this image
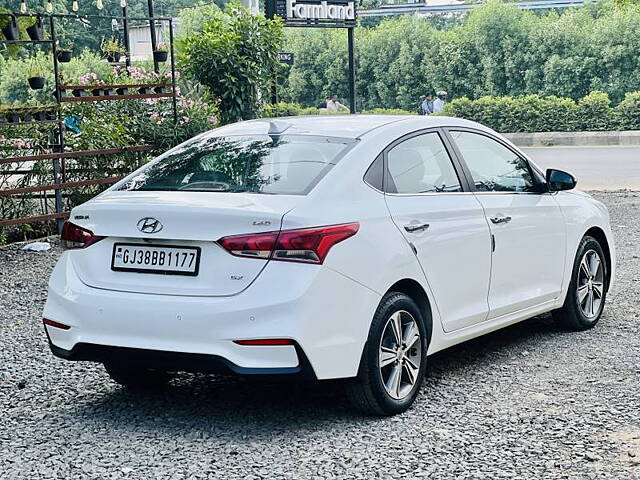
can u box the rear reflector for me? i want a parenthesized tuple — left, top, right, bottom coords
(233, 339, 295, 346)
(60, 221, 104, 250)
(218, 222, 359, 264)
(43, 318, 71, 330)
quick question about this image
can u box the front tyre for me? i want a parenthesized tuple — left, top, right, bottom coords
(104, 362, 172, 389)
(553, 235, 608, 331)
(346, 292, 428, 416)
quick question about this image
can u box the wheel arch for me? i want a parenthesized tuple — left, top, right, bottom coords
(386, 278, 433, 344)
(584, 226, 612, 291)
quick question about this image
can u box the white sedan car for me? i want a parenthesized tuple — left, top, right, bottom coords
(43, 115, 615, 415)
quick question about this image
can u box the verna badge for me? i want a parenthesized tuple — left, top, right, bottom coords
(137, 217, 163, 234)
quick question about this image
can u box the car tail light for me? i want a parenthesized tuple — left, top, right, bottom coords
(60, 221, 104, 250)
(218, 223, 359, 264)
(43, 318, 71, 330)
(233, 339, 295, 346)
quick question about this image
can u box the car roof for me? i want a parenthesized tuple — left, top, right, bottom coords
(210, 115, 487, 140)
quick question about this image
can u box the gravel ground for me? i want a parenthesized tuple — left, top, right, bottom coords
(1, 191, 639, 480)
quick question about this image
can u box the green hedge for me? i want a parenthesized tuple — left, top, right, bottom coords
(281, 1, 640, 111)
(262, 102, 414, 117)
(264, 93, 640, 133)
(442, 91, 640, 132)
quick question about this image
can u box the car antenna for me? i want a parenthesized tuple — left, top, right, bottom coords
(267, 120, 291, 143)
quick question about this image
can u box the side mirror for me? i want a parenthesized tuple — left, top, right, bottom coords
(546, 168, 576, 192)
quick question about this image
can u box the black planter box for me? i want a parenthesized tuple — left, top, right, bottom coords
(5, 113, 20, 123)
(21, 112, 33, 122)
(26, 21, 44, 41)
(34, 111, 47, 121)
(57, 50, 72, 63)
(138, 86, 152, 94)
(92, 88, 103, 97)
(102, 88, 114, 96)
(45, 110, 56, 121)
(106, 52, 121, 63)
(153, 50, 168, 62)
(72, 89, 87, 97)
(153, 86, 165, 94)
(116, 87, 128, 95)
(28, 77, 45, 90)
(1, 19, 19, 41)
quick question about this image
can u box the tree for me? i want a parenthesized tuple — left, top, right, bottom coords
(178, 4, 283, 123)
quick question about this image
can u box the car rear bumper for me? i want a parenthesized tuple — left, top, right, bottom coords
(48, 341, 314, 378)
(43, 252, 381, 380)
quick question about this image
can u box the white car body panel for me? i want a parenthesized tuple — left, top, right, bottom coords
(43, 115, 616, 380)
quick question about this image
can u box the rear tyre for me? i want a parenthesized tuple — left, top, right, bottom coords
(346, 292, 428, 416)
(552, 235, 608, 331)
(104, 362, 172, 389)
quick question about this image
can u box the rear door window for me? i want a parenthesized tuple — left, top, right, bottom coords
(118, 135, 353, 195)
(385, 132, 462, 194)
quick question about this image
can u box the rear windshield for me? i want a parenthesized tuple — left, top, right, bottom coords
(116, 134, 353, 195)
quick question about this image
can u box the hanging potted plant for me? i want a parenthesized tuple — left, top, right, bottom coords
(153, 42, 169, 63)
(20, 108, 34, 123)
(1, 15, 19, 41)
(4, 109, 20, 124)
(101, 37, 125, 63)
(26, 16, 45, 41)
(27, 63, 46, 90)
(57, 42, 73, 63)
(33, 107, 48, 121)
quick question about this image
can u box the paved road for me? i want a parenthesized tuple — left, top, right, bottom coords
(523, 146, 640, 190)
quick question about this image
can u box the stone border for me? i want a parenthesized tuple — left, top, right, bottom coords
(504, 131, 640, 147)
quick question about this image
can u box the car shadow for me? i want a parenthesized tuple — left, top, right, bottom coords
(68, 314, 571, 436)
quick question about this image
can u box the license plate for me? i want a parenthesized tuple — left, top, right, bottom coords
(111, 243, 201, 276)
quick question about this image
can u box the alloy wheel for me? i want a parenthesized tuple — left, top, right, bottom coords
(577, 249, 604, 319)
(378, 310, 422, 400)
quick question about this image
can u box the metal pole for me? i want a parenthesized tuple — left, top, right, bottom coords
(147, 0, 159, 73)
(168, 18, 178, 125)
(347, 27, 356, 114)
(50, 15, 65, 233)
(271, 69, 278, 105)
(122, 4, 131, 69)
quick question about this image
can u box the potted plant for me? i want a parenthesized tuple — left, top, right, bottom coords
(21, 109, 34, 123)
(1, 15, 19, 41)
(153, 43, 169, 62)
(101, 37, 125, 63)
(33, 107, 48, 121)
(26, 16, 44, 41)
(5, 109, 20, 123)
(27, 64, 46, 90)
(57, 43, 73, 63)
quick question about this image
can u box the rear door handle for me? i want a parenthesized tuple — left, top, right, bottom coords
(490, 215, 512, 224)
(404, 223, 430, 233)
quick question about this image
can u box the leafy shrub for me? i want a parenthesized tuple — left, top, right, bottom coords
(178, 4, 283, 124)
(281, 1, 640, 110)
(442, 91, 640, 132)
(616, 92, 640, 131)
(262, 103, 414, 117)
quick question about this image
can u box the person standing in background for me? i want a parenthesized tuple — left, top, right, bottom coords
(433, 91, 448, 113)
(419, 93, 434, 115)
(326, 94, 349, 112)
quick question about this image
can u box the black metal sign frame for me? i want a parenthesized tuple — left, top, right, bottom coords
(267, 0, 356, 113)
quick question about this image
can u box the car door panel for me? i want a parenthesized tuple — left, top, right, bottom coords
(475, 193, 566, 318)
(386, 194, 492, 331)
(380, 129, 492, 333)
(446, 129, 567, 319)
